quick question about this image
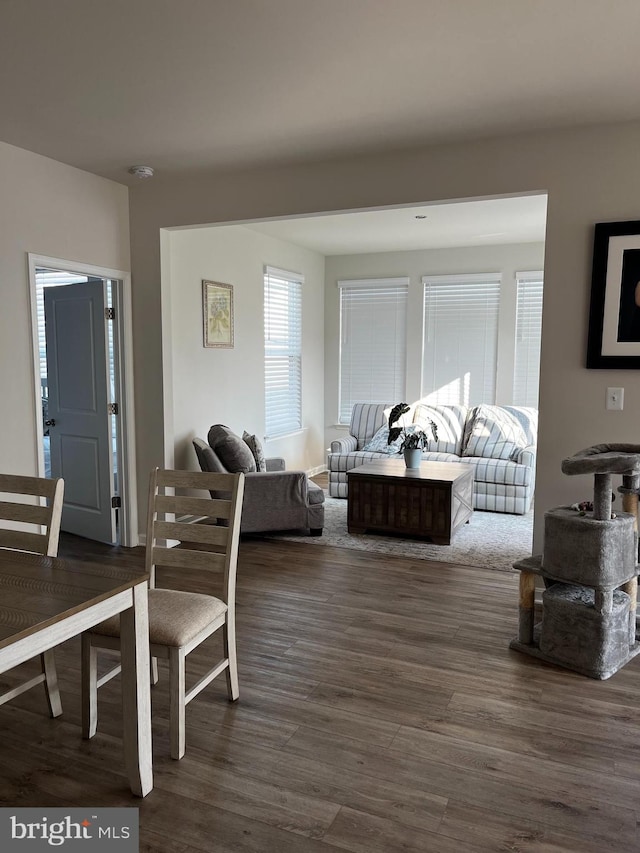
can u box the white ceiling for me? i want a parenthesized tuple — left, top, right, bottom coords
(1, 1, 640, 183)
(245, 195, 548, 255)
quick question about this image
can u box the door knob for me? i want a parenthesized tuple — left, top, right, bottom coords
(44, 419, 56, 427)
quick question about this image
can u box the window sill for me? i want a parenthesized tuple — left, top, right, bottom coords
(264, 428, 306, 442)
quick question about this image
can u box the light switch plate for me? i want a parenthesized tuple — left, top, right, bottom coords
(606, 387, 624, 410)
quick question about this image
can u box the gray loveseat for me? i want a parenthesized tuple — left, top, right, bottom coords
(193, 425, 324, 534)
(328, 402, 537, 514)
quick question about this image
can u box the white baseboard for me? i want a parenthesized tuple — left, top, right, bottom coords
(307, 464, 327, 477)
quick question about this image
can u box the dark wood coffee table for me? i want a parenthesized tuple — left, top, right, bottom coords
(347, 458, 474, 545)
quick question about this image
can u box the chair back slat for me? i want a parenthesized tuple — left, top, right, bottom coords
(155, 494, 232, 520)
(0, 474, 64, 557)
(0, 501, 51, 526)
(154, 520, 230, 548)
(146, 469, 244, 597)
(155, 470, 236, 492)
(0, 530, 50, 553)
(151, 545, 227, 572)
(0, 474, 60, 500)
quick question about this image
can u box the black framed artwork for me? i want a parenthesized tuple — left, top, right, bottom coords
(587, 219, 640, 368)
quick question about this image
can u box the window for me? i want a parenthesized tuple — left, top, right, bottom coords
(513, 271, 544, 408)
(338, 278, 408, 424)
(421, 273, 501, 405)
(264, 266, 303, 438)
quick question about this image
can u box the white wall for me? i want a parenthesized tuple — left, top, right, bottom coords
(323, 242, 545, 445)
(128, 120, 640, 551)
(0, 141, 130, 478)
(164, 225, 325, 474)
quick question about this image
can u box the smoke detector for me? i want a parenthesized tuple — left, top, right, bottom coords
(128, 165, 154, 179)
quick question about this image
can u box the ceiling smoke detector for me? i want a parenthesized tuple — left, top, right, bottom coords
(128, 165, 154, 179)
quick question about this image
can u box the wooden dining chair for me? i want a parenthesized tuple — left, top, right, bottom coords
(81, 468, 245, 759)
(0, 473, 64, 717)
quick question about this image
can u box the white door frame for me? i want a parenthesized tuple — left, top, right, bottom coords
(27, 253, 139, 547)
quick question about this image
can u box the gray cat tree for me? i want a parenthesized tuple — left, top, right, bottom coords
(510, 444, 640, 679)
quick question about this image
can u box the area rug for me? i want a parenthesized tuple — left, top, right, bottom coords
(264, 496, 534, 572)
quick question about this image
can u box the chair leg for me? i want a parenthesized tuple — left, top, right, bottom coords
(41, 650, 62, 718)
(169, 647, 186, 760)
(223, 619, 239, 701)
(81, 635, 98, 739)
(150, 656, 159, 685)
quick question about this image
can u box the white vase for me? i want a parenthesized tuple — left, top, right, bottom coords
(404, 448, 421, 469)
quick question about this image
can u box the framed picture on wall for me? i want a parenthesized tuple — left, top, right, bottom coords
(587, 220, 640, 368)
(202, 280, 234, 348)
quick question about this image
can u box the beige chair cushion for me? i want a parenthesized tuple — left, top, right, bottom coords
(92, 589, 228, 647)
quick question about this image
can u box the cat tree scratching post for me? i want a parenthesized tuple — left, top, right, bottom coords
(619, 471, 639, 645)
(511, 444, 640, 679)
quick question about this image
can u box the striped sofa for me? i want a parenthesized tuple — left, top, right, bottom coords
(328, 402, 538, 514)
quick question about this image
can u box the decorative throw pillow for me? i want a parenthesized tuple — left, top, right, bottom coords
(243, 431, 267, 472)
(208, 424, 257, 473)
(462, 405, 528, 461)
(362, 424, 406, 454)
(413, 404, 468, 455)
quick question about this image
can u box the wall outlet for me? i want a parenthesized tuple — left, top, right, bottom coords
(606, 387, 624, 411)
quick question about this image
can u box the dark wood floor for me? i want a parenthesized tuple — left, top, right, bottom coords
(1, 530, 639, 852)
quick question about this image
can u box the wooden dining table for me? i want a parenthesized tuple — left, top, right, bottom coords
(0, 549, 153, 797)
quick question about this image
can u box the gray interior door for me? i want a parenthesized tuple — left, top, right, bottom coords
(44, 281, 116, 543)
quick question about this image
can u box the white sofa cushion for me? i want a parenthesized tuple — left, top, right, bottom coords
(465, 456, 534, 487)
(462, 404, 528, 461)
(419, 451, 466, 464)
(412, 404, 469, 455)
(329, 449, 389, 472)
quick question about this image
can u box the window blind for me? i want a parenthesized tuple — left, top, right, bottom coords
(338, 277, 408, 424)
(35, 269, 89, 379)
(513, 271, 544, 408)
(421, 273, 501, 405)
(264, 266, 303, 439)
